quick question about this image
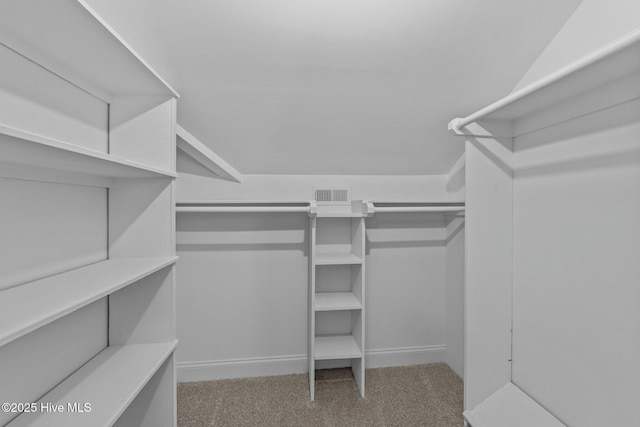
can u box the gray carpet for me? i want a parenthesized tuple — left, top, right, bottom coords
(178, 363, 463, 427)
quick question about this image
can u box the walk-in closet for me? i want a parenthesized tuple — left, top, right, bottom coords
(1, 1, 638, 426)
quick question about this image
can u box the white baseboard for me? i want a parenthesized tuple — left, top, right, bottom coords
(177, 345, 446, 382)
(366, 345, 446, 368)
(177, 354, 308, 382)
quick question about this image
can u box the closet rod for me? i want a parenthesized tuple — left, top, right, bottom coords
(176, 204, 465, 214)
(450, 27, 640, 132)
(176, 206, 310, 213)
(373, 206, 465, 213)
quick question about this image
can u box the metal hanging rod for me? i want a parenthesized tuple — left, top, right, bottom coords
(176, 206, 310, 213)
(176, 202, 464, 214)
(374, 206, 465, 213)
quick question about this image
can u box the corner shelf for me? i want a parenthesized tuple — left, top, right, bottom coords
(0, 257, 178, 348)
(315, 336, 362, 360)
(314, 293, 362, 311)
(0, 125, 178, 181)
(463, 383, 566, 427)
(7, 341, 178, 427)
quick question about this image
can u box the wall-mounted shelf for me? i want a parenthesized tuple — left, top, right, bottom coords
(0, 125, 177, 182)
(0, 257, 177, 348)
(1, 4, 179, 421)
(0, 0, 178, 102)
(7, 341, 178, 427)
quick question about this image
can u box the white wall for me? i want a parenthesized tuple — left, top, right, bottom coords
(177, 151, 453, 202)
(175, 210, 450, 380)
(511, 97, 640, 427)
(513, 0, 640, 91)
(0, 178, 108, 425)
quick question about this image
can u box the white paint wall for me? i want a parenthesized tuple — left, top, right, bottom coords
(512, 98, 640, 427)
(175, 212, 309, 380)
(0, 44, 108, 152)
(175, 151, 460, 380)
(177, 151, 452, 202)
(513, 0, 640, 91)
(365, 213, 447, 364)
(0, 178, 107, 290)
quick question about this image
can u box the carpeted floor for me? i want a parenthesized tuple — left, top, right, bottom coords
(177, 363, 463, 427)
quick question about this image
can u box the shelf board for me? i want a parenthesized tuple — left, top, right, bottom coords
(7, 341, 177, 427)
(0, 125, 177, 180)
(176, 124, 242, 183)
(0, 257, 178, 347)
(316, 212, 364, 218)
(0, 0, 178, 102)
(315, 335, 362, 360)
(451, 28, 640, 128)
(463, 383, 565, 427)
(314, 253, 363, 266)
(315, 292, 362, 311)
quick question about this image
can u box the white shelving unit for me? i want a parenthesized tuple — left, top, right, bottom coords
(308, 201, 371, 400)
(451, 27, 640, 427)
(8, 342, 178, 427)
(1, 1, 179, 426)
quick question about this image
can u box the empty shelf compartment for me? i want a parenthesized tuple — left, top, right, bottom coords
(315, 335, 362, 360)
(315, 292, 362, 311)
(314, 253, 363, 265)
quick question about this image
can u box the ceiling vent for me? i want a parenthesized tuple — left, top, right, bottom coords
(314, 188, 351, 205)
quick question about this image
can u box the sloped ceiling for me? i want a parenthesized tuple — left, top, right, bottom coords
(87, 0, 582, 175)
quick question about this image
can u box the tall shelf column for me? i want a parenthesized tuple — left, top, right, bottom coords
(308, 201, 372, 400)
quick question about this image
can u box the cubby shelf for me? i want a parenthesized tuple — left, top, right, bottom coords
(0, 257, 178, 348)
(315, 335, 362, 360)
(314, 293, 362, 311)
(0, 125, 178, 181)
(7, 340, 178, 427)
(314, 253, 363, 265)
(309, 207, 366, 400)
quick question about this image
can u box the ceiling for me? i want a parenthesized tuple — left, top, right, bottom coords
(88, 0, 582, 175)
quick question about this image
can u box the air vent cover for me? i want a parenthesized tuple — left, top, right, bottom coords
(314, 188, 351, 205)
